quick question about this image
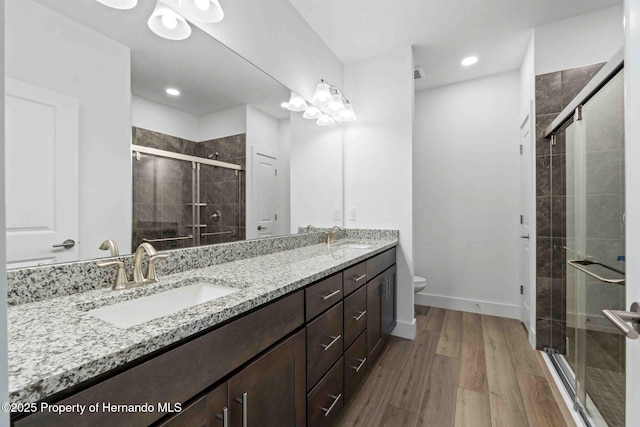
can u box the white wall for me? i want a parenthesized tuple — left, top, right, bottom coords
(414, 71, 521, 319)
(245, 106, 289, 238)
(290, 114, 343, 230)
(132, 96, 200, 142)
(278, 118, 292, 234)
(199, 106, 247, 141)
(162, 0, 343, 103)
(0, 0, 9, 422)
(535, 5, 624, 75)
(520, 33, 535, 121)
(343, 46, 415, 339)
(625, 0, 640, 422)
(6, 0, 131, 260)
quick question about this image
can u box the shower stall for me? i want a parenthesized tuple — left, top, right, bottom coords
(131, 144, 245, 252)
(543, 53, 625, 427)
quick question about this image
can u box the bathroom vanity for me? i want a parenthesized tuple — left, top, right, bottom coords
(7, 231, 398, 426)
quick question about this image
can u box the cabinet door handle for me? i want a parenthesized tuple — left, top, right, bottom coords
(351, 358, 367, 372)
(352, 310, 366, 321)
(235, 392, 248, 427)
(321, 289, 341, 300)
(215, 407, 229, 427)
(321, 335, 341, 351)
(352, 274, 367, 283)
(321, 394, 342, 418)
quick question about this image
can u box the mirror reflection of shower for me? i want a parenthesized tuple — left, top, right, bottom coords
(131, 127, 246, 251)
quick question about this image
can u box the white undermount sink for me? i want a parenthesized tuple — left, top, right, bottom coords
(87, 283, 237, 328)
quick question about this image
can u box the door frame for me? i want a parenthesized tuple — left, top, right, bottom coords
(522, 101, 537, 347)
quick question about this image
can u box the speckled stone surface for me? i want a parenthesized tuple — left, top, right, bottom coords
(8, 234, 397, 404)
(7, 232, 328, 306)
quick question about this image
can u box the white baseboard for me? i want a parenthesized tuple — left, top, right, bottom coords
(415, 293, 520, 319)
(391, 318, 417, 340)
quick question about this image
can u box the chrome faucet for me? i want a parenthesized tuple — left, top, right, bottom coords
(326, 225, 342, 244)
(98, 242, 167, 290)
(98, 239, 120, 257)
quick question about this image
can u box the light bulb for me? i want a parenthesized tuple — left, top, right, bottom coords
(461, 56, 478, 66)
(303, 106, 322, 120)
(338, 103, 357, 122)
(316, 114, 335, 126)
(282, 92, 308, 112)
(166, 88, 181, 96)
(194, 0, 210, 11)
(161, 13, 178, 29)
(326, 94, 345, 115)
(311, 82, 333, 107)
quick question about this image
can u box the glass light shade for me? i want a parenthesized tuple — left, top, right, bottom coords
(311, 82, 332, 107)
(326, 93, 346, 115)
(283, 92, 308, 112)
(148, 1, 192, 41)
(302, 106, 322, 119)
(337, 103, 357, 122)
(316, 114, 335, 126)
(95, 0, 138, 9)
(178, 0, 224, 23)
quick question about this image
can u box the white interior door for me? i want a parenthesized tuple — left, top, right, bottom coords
(5, 79, 79, 267)
(252, 147, 277, 239)
(519, 112, 533, 334)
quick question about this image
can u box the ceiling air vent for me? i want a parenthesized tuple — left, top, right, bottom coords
(414, 66, 425, 80)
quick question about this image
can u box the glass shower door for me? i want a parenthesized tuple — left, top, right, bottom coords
(569, 69, 625, 427)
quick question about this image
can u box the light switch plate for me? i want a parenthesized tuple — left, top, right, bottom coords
(333, 207, 342, 221)
(348, 207, 357, 221)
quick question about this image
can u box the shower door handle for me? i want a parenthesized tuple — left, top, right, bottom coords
(603, 302, 640, 339)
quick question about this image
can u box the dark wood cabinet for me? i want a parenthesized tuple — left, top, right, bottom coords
(228, 330, 306, 427)
(343, 331, 367, 404)
(306, 302, 344, 390)
(307, 358, 344, 427)
(381, 265, 397, 339)
(159, 384, 228, 427)
(366, 275, 383, 362)
(343, 285, 367, 350)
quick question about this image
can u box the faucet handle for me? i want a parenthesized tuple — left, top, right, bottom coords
(147, 254, 169, 282)
(97, 261, 129, 290)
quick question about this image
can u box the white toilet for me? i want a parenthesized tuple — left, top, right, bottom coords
(414, 276, 427, 293)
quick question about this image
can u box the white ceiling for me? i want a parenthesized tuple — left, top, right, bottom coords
(33, 0, 290, 118)
(288, 0, 622, 90)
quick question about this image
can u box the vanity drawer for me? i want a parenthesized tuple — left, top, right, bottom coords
(305, 272, 343, 321)
(15, 291, 304, 427)
(306, 302, 343, 391)
(366, 247, 396, 280)
(344, 331, 367, 404)
(307, 358, 344, 427)
(343, 285, 367, 350)
(343, 261, 367, 296)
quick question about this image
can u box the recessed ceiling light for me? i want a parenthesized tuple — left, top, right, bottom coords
(166, 88, 181, 96)
(461, 56, 478, 66)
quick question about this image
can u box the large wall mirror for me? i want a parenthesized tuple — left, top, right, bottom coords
(4, 0, 343, 268)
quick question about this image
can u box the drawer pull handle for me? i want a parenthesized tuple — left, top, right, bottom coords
(352, 310, 366, 321)
(322, 289, 341, 300)
(234, 392, 248, 427)
(352, 274, 367, 282)
(351, 358, 367, 372)
(215, 407, 229, 427)
(321, 393, 342, 417)
(321, 335, 342, 351)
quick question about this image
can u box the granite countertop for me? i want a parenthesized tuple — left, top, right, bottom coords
(8, 237, 397, 404)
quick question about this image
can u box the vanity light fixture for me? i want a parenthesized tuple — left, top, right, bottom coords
(281, 91, 308, 112)
(166, 87, 181, 96)
(148, 1, 192, 41)
(285, 80, 356, 126)
(95, 0, 138, 10)
(178, 0, 224, 23)
(461, 56, 478, 66)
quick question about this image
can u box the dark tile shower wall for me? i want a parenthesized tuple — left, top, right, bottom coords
(535, 63, 605, 352)
(132, 127, 246, 251)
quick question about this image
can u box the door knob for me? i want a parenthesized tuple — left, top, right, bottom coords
(602, 302, 640, 339)
(52, 239, 76, 249)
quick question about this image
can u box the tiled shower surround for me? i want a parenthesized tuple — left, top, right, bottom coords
(132, 127, 246, 251)
(535, 63, 605, 352)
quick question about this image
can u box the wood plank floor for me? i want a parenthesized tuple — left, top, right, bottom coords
(337, 307, 575, 427)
